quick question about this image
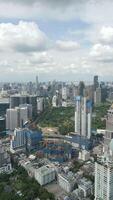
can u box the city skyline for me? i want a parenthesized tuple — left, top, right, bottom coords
(0, 0, 113, 81)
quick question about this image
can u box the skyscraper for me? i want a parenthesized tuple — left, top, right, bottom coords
(75, 96, 81, 134)
(94, 87, 101, 105)
(94, 75, 99, 91)
(75, 96, 92, 139)
(104, 108, 113, 152)
(36, 75, 39, 96)
(95, 154, 113, 200)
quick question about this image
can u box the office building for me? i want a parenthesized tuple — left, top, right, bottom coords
(95, 154, 113, 200)
(26, 129, 42, 152)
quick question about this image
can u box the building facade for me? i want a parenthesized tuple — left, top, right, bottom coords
(95, 155, 113, 200)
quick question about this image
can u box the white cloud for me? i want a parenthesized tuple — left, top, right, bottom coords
(56, 40, 80, 51)
(90, 43, 113, 62)
(100, 26, 113, 43)
(0, 21, 47, 52)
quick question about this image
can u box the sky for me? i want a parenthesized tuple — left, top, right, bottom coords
(0, 0, 113, 82)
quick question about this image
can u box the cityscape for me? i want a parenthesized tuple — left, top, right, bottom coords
(0, 0, 113, 200)
(0, 75, 113, 200)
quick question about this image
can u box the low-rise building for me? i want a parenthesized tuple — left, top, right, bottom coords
(79, 150, 90, 161)
(78, 178, 93, 197)
(0, 141, 12, 174)
(35, 165, 55, 185)
(58, 172, 76, 193)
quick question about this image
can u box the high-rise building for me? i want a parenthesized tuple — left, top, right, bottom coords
(36, 75, 39, 96)
(37, 97, 44, 113)
(94, 75, 99, 91)
(75, 96, 92, 139)
(62, 87, 67, 100)
(94, 87, 101, 105)
(75, 96, 81, 134)
(10, 128, 42, 152)
(10, 95, 37, 116)
(6, 104, 32, 131)
(10, 128, 26, 151)
(6, 108, 19, 131)
(78, 81, 85, 96)
(95, 154, 113, 200)
(104, 108, 113, 152)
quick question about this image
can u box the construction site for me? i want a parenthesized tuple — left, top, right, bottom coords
(36, 139, 76, 163)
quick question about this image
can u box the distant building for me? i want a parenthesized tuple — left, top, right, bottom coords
(94, 87, 101, 105)
(62, 87, 67, 100)
(10, 95, 37, 116)
(94, 75, 99, 91)
(37, 97, 44, 113)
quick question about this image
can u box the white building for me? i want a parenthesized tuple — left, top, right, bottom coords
(62, 87, 67, 100)
(58, 172, 76, 193)
(6, 108, 19, 131)
(94, 87, 101, 105)
(6, 104, 32, 131)
(79, 150, 90, 161)
(78, 178, 93, 197)
(95, 154, 113, 200)
(37, 97, 44, 113)
(10, 128, 26, 151)
(75, 96, 81, 134)
(52, 95, 57, 107)
(35, 165, 55, 185)
(75, 96, 92, 139)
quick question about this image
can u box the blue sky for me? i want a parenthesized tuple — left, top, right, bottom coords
(0, 0, 113, 81)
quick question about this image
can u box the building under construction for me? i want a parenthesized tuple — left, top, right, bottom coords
(36, 139, 76, 163)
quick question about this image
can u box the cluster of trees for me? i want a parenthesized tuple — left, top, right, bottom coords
(92, 102, 110, 129)
(0, 166, 55, 200)
(38, 107, 74, 135)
